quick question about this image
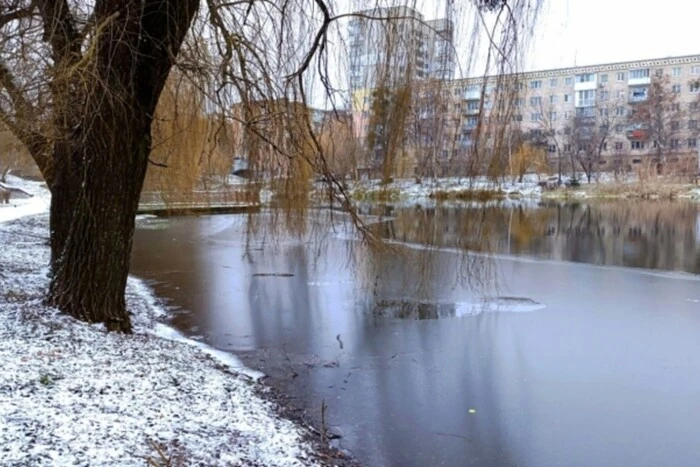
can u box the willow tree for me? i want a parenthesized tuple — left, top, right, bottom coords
(0, 0, 540, 333)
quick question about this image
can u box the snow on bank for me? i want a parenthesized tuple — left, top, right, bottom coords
(346, 175, 543, 203)
(0, 176, 51, 223)
(0, 187, 320, 465)
(343, 173, 700, 205)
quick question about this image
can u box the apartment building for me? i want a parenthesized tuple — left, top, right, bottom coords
(443, 54, 700, 176)
(347, 6, 456, 92)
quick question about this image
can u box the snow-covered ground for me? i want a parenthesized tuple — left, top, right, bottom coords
(0, 178, 323, 466)
(0, 176, 51, 223)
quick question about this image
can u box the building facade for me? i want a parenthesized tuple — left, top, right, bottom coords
(443, 54, 700, 177)
(354, 54, 700, 178)
(347, 6, 456, 92)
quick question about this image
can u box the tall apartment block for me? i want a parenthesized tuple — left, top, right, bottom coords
(347, 6, 456, 92)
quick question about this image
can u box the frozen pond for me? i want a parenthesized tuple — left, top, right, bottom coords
(131, 201, 700, 466)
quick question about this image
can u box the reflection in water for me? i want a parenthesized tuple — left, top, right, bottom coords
(131, 202, 700, 467)
(370, 200, 700, 274)
(373, 297, 545, 320)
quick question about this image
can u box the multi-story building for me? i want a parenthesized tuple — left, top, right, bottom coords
(347, 6, 456, 92)
(354, 54, 700, 178)
(441, 54, 700, 177)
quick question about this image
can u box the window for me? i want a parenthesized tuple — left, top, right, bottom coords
(671, 103, 681, 112)
(615, 124, 623, 132)
(600, 74, 609, 83)
(576, 73, 595, 83)
(577, 107, 595, 117)
(615, 106, 626, 116)
(655, 69, 664, 77)
(514, 98, 523, 107)
(689, 138, 698, 148)
(466, 101, 480, 111)
(616, 90, 625, 99)
(672, 84, 681, 93)
(565, 77, 573, 86)
(550, 95, 558, 104)
(550, 111, 557, 121)
(617, 72, 626, 82)
(691, 102, 699, 111)
(670, 139, 681, 149)
(564, 127, 571, 136)
(530, 113, 542, 122)
(615, 142, 624, 150)
(692, 65, 700, 74)
(673, 66, 682, 77)
(513, 114, 523, 122)
(633, 158, 642, 164)
(564, 144, 572, 152)
(600, 90, 610, 101)
(690, 82, 700, 93)
(548, 144, 557, 153)
(671, 121, 680, 131)
(550, 78, 558, 87)
(630, 87, 648, 102)
(530, 80, 542, 89)
(599, 108, 609, 116)
(530, 96, 542, 106)
(690, 120, 698, 130)
(564, 94, 571, 103)
(631, 141, 645, 150)
(602, 142, 608, 151)
(576, 89, 596, 107)
(629, 69, 650, 79)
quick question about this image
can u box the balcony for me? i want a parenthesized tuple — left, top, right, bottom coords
(625, 123, 650, 141)
(628, 88, 648, 103)
(574, 77, 597, 91)
(628, 76, 651, 86)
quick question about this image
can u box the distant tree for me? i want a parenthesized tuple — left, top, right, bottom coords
(627, 74, 698, 171)
(366, 85, 414, 184)
(511, 139, 548, 183)
(317, 114, 359, 182)
(569, 94, 622, 183)
(531, 98, 566, 183)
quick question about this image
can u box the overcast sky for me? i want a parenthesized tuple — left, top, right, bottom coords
(404, 0, 700, 74)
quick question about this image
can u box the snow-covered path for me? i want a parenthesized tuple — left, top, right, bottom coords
(0, 178, 322, 466)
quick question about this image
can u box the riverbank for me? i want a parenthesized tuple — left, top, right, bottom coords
(344, 173, 700, 204)
(0, 178, 347, 466)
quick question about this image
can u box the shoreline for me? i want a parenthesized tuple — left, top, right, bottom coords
(0, 178, 351, 466)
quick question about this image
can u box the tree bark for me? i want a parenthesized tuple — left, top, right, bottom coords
(33, 0, 200, 333)
(47, 108, 152, 332)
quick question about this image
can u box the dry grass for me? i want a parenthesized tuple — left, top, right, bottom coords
(429, 188, 506, 202)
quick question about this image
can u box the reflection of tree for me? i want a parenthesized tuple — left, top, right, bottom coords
(372, 202, 700, 273)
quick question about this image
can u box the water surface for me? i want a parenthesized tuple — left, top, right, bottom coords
(131, 201, 700, 467)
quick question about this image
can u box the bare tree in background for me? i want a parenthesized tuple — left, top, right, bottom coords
(0, 0, 540, 333)
(570, 93, 622, 183)
(627, 74, 695, 173)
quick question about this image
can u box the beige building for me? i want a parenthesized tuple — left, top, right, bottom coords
(354, 54, 700, 178)
(441, 54, 700, 177)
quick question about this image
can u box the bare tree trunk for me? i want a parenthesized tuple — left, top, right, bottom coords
(47, 109, 151, 332)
